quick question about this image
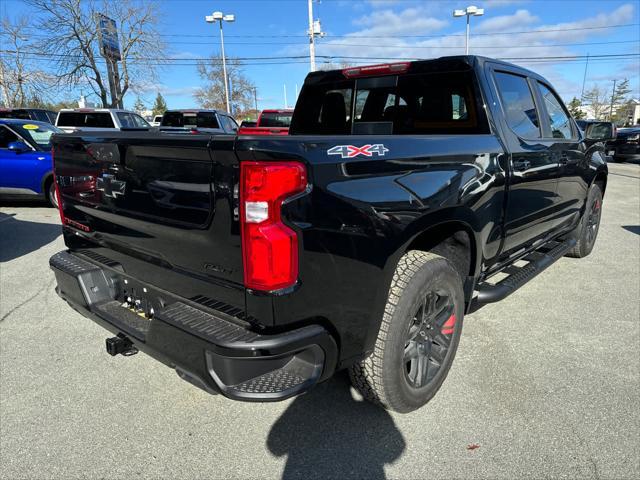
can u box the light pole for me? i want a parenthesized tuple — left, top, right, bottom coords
(453, 6, 484, 55)
(205, 11, 235, 113)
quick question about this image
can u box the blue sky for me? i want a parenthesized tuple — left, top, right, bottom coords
(3, 0, 639, 112)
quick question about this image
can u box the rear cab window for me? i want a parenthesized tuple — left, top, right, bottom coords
(290, 65, 488, 135)
(57, 112, 115, 128)
(259, 111, 293, 127)
(161, 111, 219, 129)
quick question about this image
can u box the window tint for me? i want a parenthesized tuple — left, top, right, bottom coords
(57, 112, 115, 128)
(537, 82, 573, 139)
(494, 72, 540, 138)
(291, 70, 485, 135)
(0, 126, 20, 148)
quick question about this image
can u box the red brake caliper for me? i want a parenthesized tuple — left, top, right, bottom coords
(441, 314, 456, 335)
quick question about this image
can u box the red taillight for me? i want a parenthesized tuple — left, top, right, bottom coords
(342, 62, 410, 78)
(240, 161, 307, 291)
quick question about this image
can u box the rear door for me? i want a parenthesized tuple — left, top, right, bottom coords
(490, 68, 562, 255)
(533, 81, 586, 229)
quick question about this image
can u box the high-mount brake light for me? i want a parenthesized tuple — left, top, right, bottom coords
(342, 62, 411, 78)
(240, 161, 307, 291)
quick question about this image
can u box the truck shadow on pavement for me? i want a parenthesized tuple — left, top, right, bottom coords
(0, 212, 61, 262)
(622, 225, 640, 236)
(266, 372, 406, 480)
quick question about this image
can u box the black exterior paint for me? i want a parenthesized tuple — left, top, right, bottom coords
(51, 56, 608, 382)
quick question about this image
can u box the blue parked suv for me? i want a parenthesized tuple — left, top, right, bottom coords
(0, 119, 62, 207)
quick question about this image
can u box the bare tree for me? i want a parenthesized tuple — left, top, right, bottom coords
(582, 85, 609, 120)
(27, 0, 166, 108)
(0, 16, 56, 107)
(193, 55, 255, 116)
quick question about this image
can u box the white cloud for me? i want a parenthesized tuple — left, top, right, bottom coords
(475, 9, 539, 33)
(351, 7, 448, 37)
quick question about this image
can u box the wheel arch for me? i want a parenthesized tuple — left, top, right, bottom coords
(40, 170, 54, 194)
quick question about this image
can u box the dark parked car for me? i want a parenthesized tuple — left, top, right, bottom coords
(0, 108, 57, 124)
(49, 56, 611, 413)
(606, 126, 640, 162)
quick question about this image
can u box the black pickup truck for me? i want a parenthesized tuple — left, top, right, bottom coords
(50, 56, 612, 413)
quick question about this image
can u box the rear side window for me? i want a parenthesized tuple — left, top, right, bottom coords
(57, 112, 115, 128)
(537, 82, 574, 139)
(290, 69, 486, 135)
(117, 112, 149, 128)
(0, 125, 20, 148)
(493, 72, 540, 139)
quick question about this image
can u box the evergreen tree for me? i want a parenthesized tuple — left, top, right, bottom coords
(152, 93, 167, 116)
(133, 96, 146, 114)
(567, 97, 585, 120)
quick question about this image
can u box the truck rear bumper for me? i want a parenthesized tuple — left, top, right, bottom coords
(49, 250, 337, 401)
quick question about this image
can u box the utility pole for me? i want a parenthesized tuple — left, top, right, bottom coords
(609, 79, 617, 121)
(580, 53, 590, 101)
(284, 84, 288, 109)
(253, 87, 258, 115)
(308, 0, 316, 72)
(307, 0, 325, 72)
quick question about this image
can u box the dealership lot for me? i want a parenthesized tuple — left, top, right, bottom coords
(1, 163, 638, 479)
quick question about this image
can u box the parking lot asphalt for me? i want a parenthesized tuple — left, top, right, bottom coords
(1, 163, 639, 480)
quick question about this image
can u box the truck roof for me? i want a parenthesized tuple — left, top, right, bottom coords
(58, 108, 135, 113)
(305, 55, 543, 84)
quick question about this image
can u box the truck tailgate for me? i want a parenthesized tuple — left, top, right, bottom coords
(52, 132, 245, 308)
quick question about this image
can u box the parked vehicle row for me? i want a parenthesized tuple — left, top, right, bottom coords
(49, 55, 612, 413)
(238, 109, 293, 135)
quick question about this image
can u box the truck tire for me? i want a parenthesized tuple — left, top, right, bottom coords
(349, 251, 464, 413)
(566, 184, 602, 258)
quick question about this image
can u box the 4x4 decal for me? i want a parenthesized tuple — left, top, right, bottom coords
(327, 144, 389, 159)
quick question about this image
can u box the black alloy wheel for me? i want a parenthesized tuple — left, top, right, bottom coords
(404, 290, 456, 389)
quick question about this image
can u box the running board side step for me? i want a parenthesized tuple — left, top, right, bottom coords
(472, 238, 576, 309)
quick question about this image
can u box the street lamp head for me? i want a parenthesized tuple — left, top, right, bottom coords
(466, 5, 478, 14)
(212, 11, 224, 20)
(223, 14, 235, 22)
(453, 9, 466, 17)
(473, 8, 485, 16)
(205, 15, 215, 23)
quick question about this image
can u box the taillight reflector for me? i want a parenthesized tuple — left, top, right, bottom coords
(240, 161, 307, 291)
(342, 62, 410, 78)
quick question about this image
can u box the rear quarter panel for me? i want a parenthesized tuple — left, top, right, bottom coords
(237, 134, 507, 366)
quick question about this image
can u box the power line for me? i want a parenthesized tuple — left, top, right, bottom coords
(2, 51, 638, 66)
(155, 22, 640, 39)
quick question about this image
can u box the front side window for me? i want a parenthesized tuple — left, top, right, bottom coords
(537, 82, 574, 139)
(494, 71, 540, 139)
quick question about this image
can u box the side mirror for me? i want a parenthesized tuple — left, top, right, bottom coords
(7, 141, 31, 153)
(585, 122, 617, 141)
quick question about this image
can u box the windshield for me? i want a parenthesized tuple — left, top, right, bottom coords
(12, 122, 62, 149)
(259, 112, 293, 127)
